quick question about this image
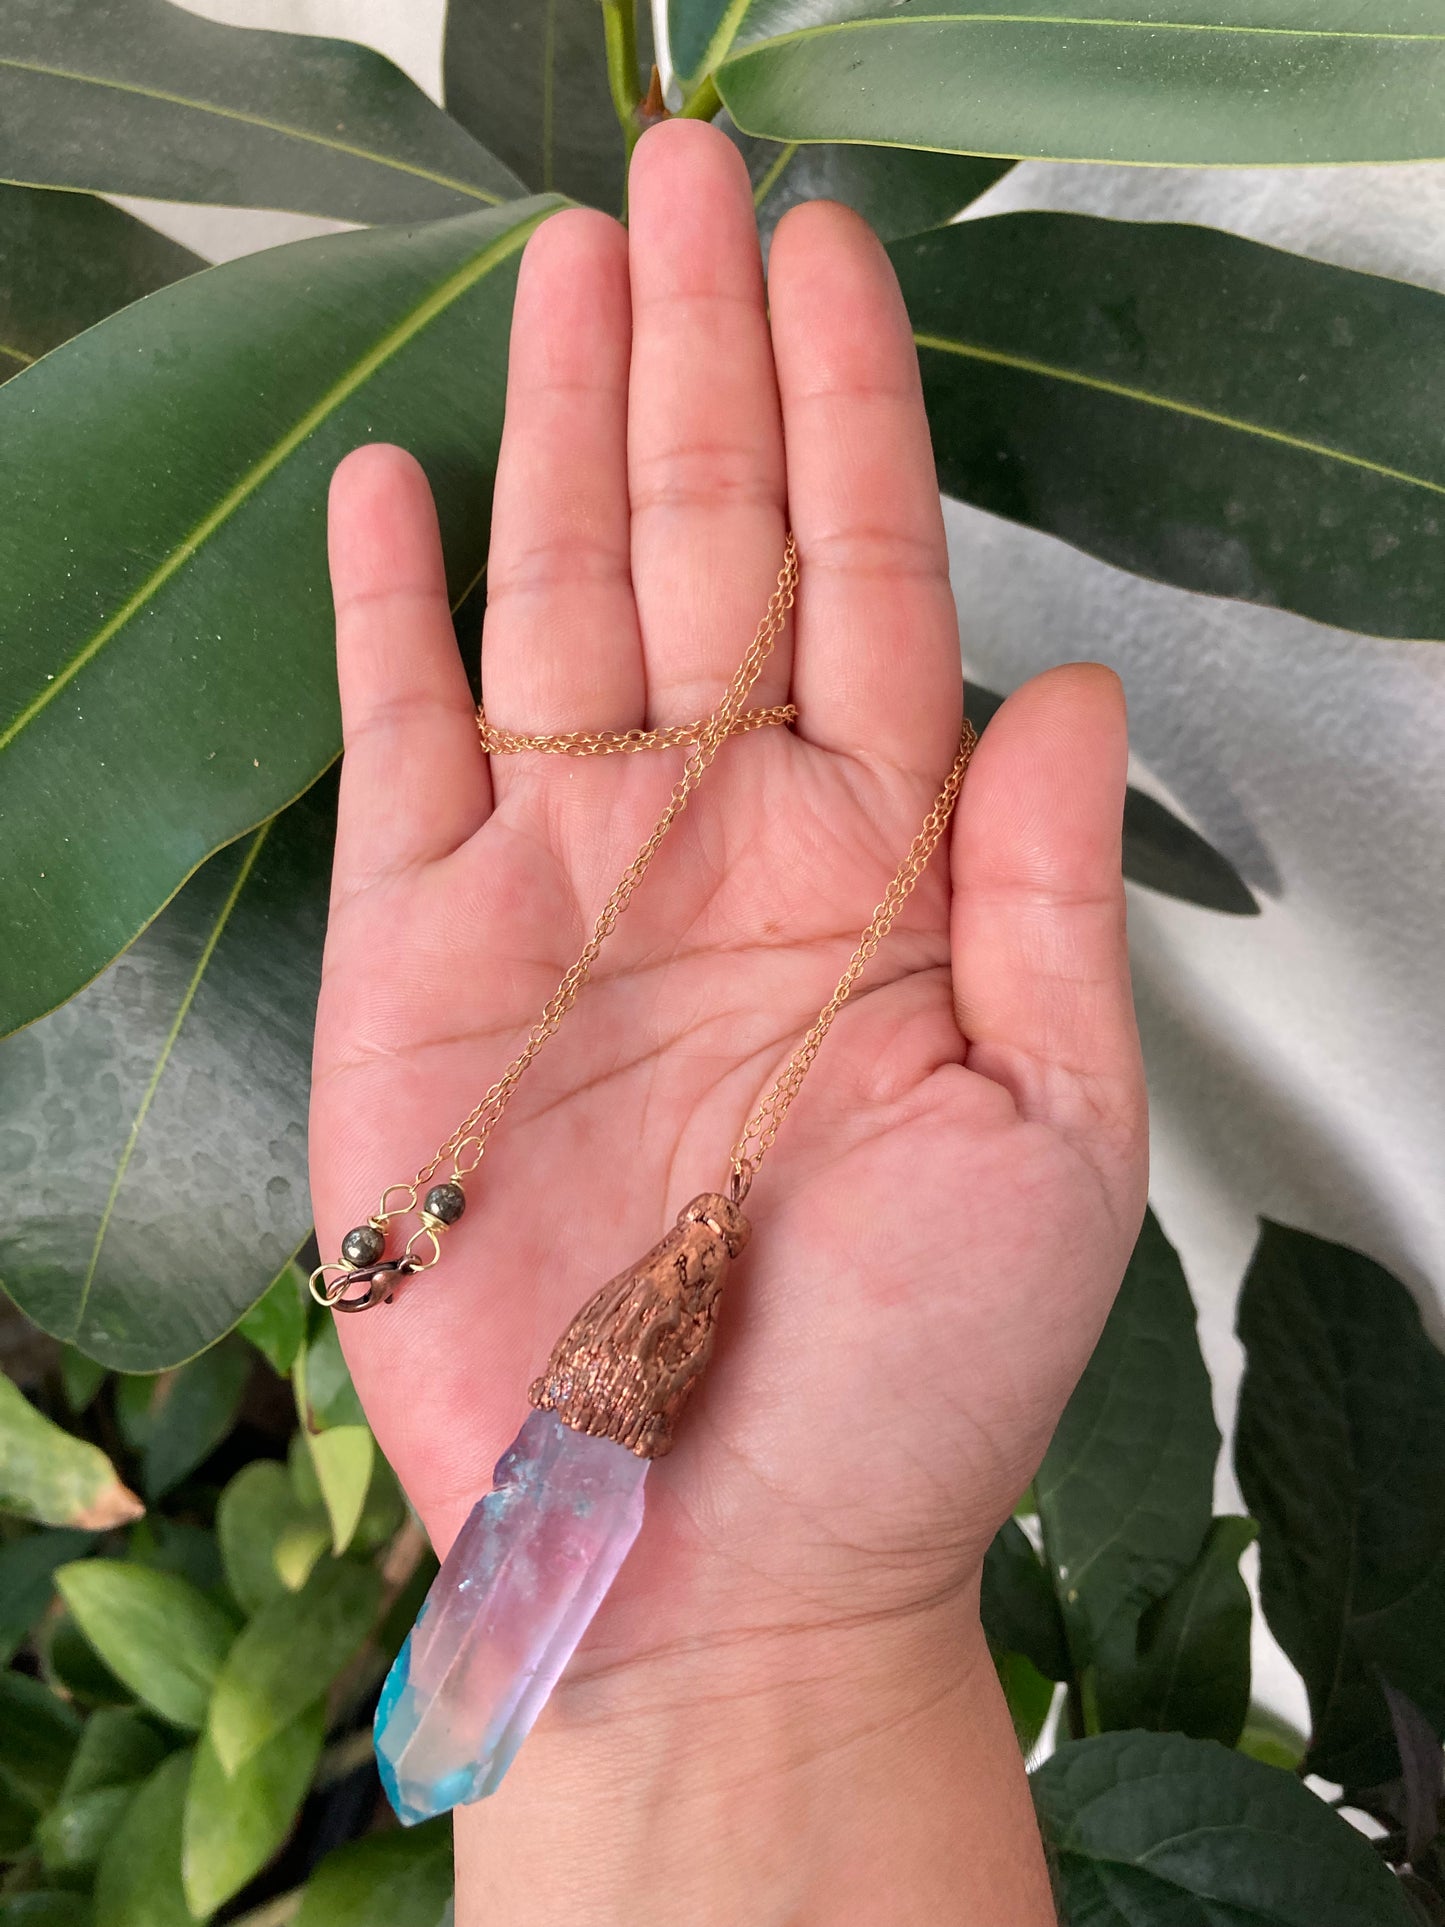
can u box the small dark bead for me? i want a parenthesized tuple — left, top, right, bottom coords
(423, 1182, 467, 1226)
(341, 1223, 385, 1268)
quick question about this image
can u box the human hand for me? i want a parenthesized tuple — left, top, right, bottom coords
(314, 118, 1146, 1926)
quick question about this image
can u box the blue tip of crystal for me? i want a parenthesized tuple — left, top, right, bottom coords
(373, 1411, 648, 1824)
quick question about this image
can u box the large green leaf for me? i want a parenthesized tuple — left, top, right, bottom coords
(0, 787, 329, 1369)
(0, 1374, 142, 1528)
(295, 1819, 454, 1927)
(206, 1558, 380, 1775)
(0, 0, 522, 221)
(1236, 1222, 1445, 1787)
(0, 195, 556, 1041)
(1036, 1211, 1218, 1671)
(716, 1, 1445, 168)
(1095, 1515, 1257, 1746)
(889, 213, 1445, 641)
(182, 1701, 324, 1916)
(0, 185, 200, 385)
(967, 685, 1257, 914)
(444, 0, 650, 212)
(1034, 1730, 1414, 1927)
(669, 0, 738, 93)
(57, 1559, 237, 1729)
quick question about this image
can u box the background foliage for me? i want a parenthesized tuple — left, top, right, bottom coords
(0, 0, 1441, 1920)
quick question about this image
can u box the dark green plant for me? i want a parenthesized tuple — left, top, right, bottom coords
(0, 2, 1439, 1920)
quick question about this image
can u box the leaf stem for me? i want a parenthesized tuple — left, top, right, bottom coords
(602, 0, 644, 152)
(679, 72, 723, 121)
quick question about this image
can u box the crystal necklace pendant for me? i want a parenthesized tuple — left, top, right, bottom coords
(373, 1194, 749, 1823)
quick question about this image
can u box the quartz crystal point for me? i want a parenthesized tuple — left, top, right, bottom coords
(374, 1410, 647, 1824)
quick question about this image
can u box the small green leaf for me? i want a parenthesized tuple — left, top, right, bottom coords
(295, 1817, 453, 1927)
(182, 1700, 324, 1916)
(0, 0, 523, 221)
(981, 1519, 1069, 1682)
(141, 1341, 251, 1500)
(306, 1428, 375, 1557)
(0, 1374, 143, 1529)
(92, 1749, 196, 1927)
(218, 1460, 318, 1614)
(296, 1321, 366, 1433)
(237, 1264, 308, 1376)
(36, 1782, 134, 1875)
(207, 1559, 380, 1776)
(1036, 1210, 1218, 1670)
(1238, 1707, 1309, 1773)
(1033, 1729, 1414, 1927)
(274, 1518, 332, 1595)
(57, 1560, 236, 1730)
(57, 1346, 107, 1415)
(1095, 1516, 1257, 1746)
(1236, 1222, 1445, 1786)
(0, 1527, 93, 1663)
(996, 1649, 1055, 1758)
(0, 183, 201, 383)
(61, 1706, 170, 1800)
(0, 1671, 80, 1812)
(126, 1517, 226, 1602)
(350, 1451, 408, 1559)
(43, 1610, 132, 1709)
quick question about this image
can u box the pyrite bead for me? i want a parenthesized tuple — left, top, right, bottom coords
(423, 1182, 467, 1226)
(341, 1223, 385, 1268)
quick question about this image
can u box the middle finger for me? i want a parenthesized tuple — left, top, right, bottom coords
(625, 121, 790, 724)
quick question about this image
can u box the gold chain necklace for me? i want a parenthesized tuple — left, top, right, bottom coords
(325, 538, 977, 1823)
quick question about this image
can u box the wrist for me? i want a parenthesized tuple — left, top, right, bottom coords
(453, 1592, 1055, 1926)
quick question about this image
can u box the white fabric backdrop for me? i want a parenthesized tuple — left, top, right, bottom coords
(132, 0, 1445, 1735)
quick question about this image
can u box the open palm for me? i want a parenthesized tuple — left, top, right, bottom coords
(311, 119, 1146, 1819)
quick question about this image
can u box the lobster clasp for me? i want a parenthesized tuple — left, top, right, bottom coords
(308, 1259, 413, 1314)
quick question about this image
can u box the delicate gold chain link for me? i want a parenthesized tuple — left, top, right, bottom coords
(414, 533, 801, 1193)
(313, 531, 979, 1306)
(726, 718, 977, 1203)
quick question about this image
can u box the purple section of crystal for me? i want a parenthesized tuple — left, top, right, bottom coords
(374, 1410, 647, 1824)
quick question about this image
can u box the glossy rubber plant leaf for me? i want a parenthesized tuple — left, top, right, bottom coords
(967, 685, 1257, 914)
(723, 115, 1010, 250)
(444, 0, 651, 213)
(1036, 1211, 1218, 1671)
(0, 185, 200, 386)
(182, 1701, 325, 1917)
(56, 1560, 237, 1730)
(1034, 1730, 1415, 1927)
(295, 1818, 454, 1927)
(716, 0, 1445, 169)
(669, 0, 739, 94)
(1094, 1515, 1257, 1746)
(0, 1374, 142, 1529)
(891, 213, 1445, 641)
(0, 784, 330, 1370)
(1236, 1221, 1445, 1787)
(0, 197, 555, 1041)
(0, 0, 522, 222)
